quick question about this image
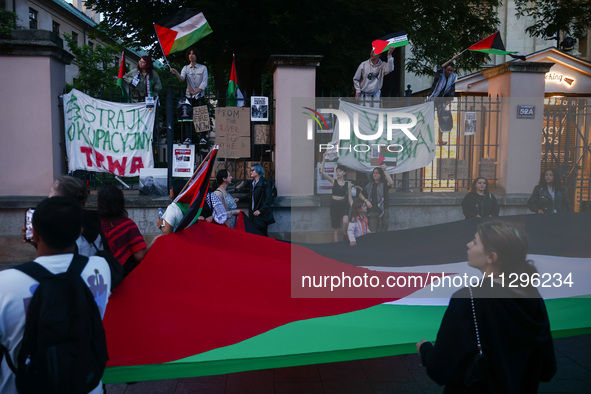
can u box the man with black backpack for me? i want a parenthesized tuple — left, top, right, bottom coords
(0, 197, 111, 394)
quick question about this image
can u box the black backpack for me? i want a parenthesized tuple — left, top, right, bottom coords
(3, 254, 109, 394)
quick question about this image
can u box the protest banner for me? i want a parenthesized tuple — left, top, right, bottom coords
(335, 100, 435, 174)
(63, 89, 155, 176)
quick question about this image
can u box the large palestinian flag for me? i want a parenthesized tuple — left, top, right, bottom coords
(102, 213, 591, 383)
(154, 9, 212, 57)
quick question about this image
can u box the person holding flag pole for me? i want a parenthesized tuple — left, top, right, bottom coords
(170, 48, 209, 106)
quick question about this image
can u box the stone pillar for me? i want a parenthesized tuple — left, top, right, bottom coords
(0, 30, 73, 196)
(271, 55, 322, 197)
(483, 62, 554, 194)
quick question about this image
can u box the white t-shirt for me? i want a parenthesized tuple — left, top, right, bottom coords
(162, 202, 184, 232)
(0, 254, 111, 394)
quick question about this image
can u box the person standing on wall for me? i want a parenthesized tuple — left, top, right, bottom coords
(170, 48, 208, 107)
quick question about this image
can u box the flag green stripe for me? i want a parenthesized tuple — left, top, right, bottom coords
(386, 39, 408, 49)
(103, 296, 591, 383)
(471, 48, 517, 55)
(169, 24, 213, 55)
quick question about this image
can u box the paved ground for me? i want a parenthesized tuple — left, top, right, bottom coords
(2, 237, 590, 393)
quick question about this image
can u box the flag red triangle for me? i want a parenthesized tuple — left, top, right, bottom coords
(154, 24, 178, 56)
(372, 39, 389, 55)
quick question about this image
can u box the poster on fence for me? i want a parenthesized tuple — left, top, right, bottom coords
(215, 107, 251, 158)
(63, 89, 155, 176)
(138, 168, 168, 196)
(251, 96, 269, 122)
(172, 144, 195, 177)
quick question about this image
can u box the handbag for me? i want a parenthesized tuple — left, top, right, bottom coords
(462, 286, 488, 386)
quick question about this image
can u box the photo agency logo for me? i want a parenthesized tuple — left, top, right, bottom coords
(302, 106, 418, 154)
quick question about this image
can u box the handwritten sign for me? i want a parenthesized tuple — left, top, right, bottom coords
(192, 105, 211, 132)
(215, 107, 251, 158)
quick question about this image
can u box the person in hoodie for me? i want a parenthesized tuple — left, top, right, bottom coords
(353, 47, 394, 100)
(461, 177, 500, 219)
(417, 221, 556, 393)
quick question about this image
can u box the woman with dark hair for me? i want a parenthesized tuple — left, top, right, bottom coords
(347, 198, 371, 246)
(98, 185, 147, 276)
(528, 168, 572, 214)
(320, 153, 354, 242)
(123, 55, 162, 102)
(461, 177, 499, 219)
(170, 47, 208, 106)
(417, 222, 556, 393)
(364, 164, 394, 232)
(157, 179, 187, 235)
(213, 169, 241, 229)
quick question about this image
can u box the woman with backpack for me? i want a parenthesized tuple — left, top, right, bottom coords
(461, 177, 500, 219)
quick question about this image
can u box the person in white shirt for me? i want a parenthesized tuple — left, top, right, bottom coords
(170, 48, 208, 106)
(0, 197, 111, 394)
(353, 47, 394, 100)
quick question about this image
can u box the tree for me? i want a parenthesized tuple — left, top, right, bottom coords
(515, 0, 591, 41)
(63, 34, 121, 95)
(83, 0, 501, 95)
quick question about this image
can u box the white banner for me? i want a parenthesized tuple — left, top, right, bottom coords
(64, 89, 155, 176)
(335, 100, 435, 174)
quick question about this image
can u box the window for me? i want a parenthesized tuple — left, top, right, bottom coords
(89, 41, 94, 50)
(52, 21, 60, 36)
(29, 8, 38, 29)
(71, 32, 79, 47)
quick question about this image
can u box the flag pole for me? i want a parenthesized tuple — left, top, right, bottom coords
(153, 23, 171, 69)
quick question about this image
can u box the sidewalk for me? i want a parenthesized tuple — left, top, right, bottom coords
(105, 334, 591, 393)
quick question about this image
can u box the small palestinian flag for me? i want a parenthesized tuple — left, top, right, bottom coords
(372, 31, 409, 54)
(468, 31, 518, 56)
(116, 51, 129, 102)
(154, 9, 213, 56)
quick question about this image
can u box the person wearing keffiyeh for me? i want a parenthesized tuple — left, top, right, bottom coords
(428, 53, 459, 100)
(364, 164, 394, 233)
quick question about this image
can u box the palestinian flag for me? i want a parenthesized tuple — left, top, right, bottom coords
(227, 55, 244, 107)
(101, 213, 591, 383)
(116, 51, 129, 102)
(372, 31, 408, 54)
(468, 31, 518, 56)
(154, 9, 212, 57)
(173, 147, 218, 232)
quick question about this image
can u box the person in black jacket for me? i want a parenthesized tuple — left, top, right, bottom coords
(417, 222, 556, 393)
(527, 168, 572, 214)
(243, 164, 275, 236)
(461, 177, 499, 219)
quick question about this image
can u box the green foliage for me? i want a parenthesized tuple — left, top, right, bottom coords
(0, 9, 18, 36)
(64, 34, 121, 95)
(83, 0, 502, 94)
(515, 0, 591, 40)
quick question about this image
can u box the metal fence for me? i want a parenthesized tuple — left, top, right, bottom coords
(542, 97, 591, 212)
